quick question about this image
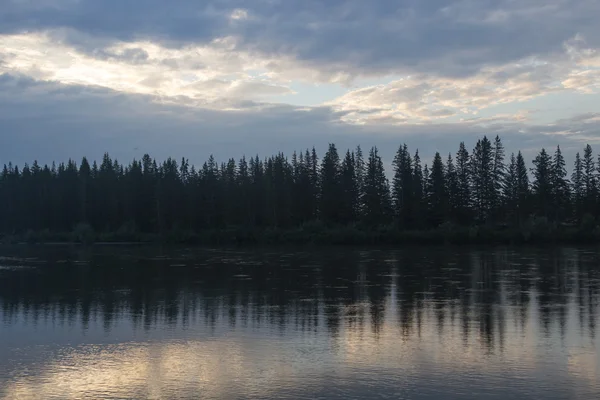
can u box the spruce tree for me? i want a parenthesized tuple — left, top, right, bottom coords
(320, 144, 342, 225)
(503, 153, 519, 225)
(79, 157, 91, 224)
(392, 144, 413, 228)
(582, 144, 597, 216)
(471, 136, 494, 224)
(355, 145, 365, 214)
(427, 152, 447, 227)
(363, 147, 391, 227)
(551, 145, 570, 223)
(492, 135, 506, 217)
(445, 153, 459, 223)
(456, 142, 472, 225)
(340, 150, 359, 224)
(516, 151, 530, 224)
(410, 151, 424, 228)
(572, 152, 584, 221)
(531, 148, 552, 219)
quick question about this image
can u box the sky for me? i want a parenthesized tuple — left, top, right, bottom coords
(1, 0, 600, 169)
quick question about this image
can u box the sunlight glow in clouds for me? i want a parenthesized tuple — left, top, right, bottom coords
(0, 32, 298, 108)
(1, 31, 598, 124)
(329, 40, 600, 125)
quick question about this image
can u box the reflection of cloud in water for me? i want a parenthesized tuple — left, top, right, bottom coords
(568, 351, 600, 386)
(3, 304, 598, 400)
(4, 340, 293, 399)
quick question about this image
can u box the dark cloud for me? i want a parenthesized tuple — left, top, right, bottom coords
(1, 1, 598, 77)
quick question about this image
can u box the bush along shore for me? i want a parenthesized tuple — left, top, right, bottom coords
(3, 217, 600, 246)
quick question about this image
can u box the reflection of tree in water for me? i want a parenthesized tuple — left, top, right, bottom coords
(1, 246, 599, 350)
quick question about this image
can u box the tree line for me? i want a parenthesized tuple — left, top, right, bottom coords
(1, 135, 600, 243)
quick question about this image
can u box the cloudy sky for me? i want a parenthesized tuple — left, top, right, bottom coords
(1, 0, 599, 168)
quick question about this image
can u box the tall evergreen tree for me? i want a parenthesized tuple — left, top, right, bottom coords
(340, 150, 359, 224)
(516, 151, 530, 224)
(412, 150, 424, 228)
(391, 144, 413, 228)
(455, 142, 472, 225)
(531, 148, 552, 219)
(471, 136, 495, 223)
(320, 144, 342, 225)
(492, 136, 506, 215)
(78, 157, 91, 224)
(310, 147, 320, 218)
(427, 152, 447, 227)
(363, 147, 391, 226)
(445, 153, 459, 222)
(503, 153, 519, 225)
(582, 144, 597, 216)
(355, 145, 365, 214)
(551, 145, 570, 223)
(572, 152, 584, 221)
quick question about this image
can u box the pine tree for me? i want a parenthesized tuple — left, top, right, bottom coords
(268, 153, 292, 227)
(235, 156, 248, 225)
(391, 144, 413, 228)
(340, 150, 359, 224)
(355, 145, 365, 214)
(582, 144, 597, 216)
(79, 157, 91, 224)
(456, 142, 472, 225)
(363, 147, 391, 227)
(551, 145, 570, 223)
(572, 152, 584, 221)
(516, 151, 530, 224)
(503, 153, 519, 225)
(531, 148, 552, 219)
(412, 150, 424, 228)
(492, 136, 506, 216)
(471, 136, 494, 224)
(445, 153, 459, 222)
(310, 147, 320, 219)
(320, 144, 342, 225)
(427, 152, 447, 227)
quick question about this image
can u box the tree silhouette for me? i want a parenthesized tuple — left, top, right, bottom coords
(2, 136, 600, 243)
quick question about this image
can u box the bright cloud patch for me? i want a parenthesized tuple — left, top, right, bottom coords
(329, 38, 600, 125)
(0, 32, 302, 108)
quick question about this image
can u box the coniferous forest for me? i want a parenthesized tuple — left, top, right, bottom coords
(2, 135, 600, 245)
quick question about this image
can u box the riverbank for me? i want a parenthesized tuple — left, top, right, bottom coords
(2, 223, 600, 246)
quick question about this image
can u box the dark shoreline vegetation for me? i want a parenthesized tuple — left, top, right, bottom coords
(4, 224, 600, 246)
(3, 135, 600, 246)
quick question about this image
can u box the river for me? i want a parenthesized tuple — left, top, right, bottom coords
(1, 245, 598, 399)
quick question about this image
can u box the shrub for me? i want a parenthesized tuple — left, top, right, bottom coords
(73, 222, 95, 245)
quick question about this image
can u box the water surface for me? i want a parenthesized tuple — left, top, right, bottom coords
(1, 246, 599, 399)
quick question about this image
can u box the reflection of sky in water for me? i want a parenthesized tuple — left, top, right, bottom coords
(0, 247, 599, 399)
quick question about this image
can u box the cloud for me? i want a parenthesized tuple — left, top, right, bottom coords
(1, 73, 599, 176)
(328, 41, 600, 124)
(230, 8, 249, 21)
(0, 32, 300, 107)
(1, 1, 599, 79)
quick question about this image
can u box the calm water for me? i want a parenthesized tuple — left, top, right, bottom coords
(0, 245, 599, 399)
